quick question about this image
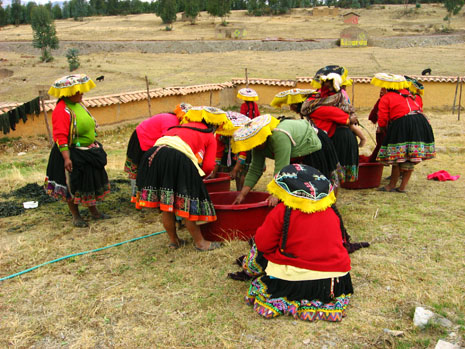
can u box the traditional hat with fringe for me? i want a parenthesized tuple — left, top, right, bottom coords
(370, 73, 411, 90)
(267, 163, 336, 213)
(216, 111, 251, 136)
(311, 65, 349, 89)
(231, 114, 280, 153)
(48, 74, 96, 98)
(237, 88, 259, 102)
(404, 76, 424, 96)
(173, 102, 192, 120)
(183, 106, 234, 131)
(270, 88, 316, 108)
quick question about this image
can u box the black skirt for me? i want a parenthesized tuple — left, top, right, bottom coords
(136, 146, 216, 222)
(124, 130, 145, 179)
(377, 112, 435, 164)
(299, 128, 341, 184)
(331, 126, 359, 183)
(44, 144, 110, 206)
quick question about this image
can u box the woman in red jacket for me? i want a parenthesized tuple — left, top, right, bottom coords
(238, 88, 260, 119)
(301, 72, 360, 184)
(236, 164, 353, 322)
(44, 74, 110, 228)
(135, 106, 234, 251)
(372, 73, 435, 193)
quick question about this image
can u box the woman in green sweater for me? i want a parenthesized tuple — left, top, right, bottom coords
(44, 74, 110, 227)
(231, 114, 321, 205)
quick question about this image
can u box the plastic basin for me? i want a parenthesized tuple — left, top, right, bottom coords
(201, 191, 272, 241)
(341, 160, 384, 189)
(203, 172, 231, 193)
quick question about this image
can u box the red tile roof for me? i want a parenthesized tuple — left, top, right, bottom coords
(0, 78, 462, 114)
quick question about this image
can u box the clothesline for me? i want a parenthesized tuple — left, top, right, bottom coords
(0, 97, 41, 135)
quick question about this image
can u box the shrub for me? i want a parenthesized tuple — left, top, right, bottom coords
(66, 48, 80, 71)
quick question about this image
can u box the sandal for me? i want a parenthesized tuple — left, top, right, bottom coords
(393, 188, 407, 193)
(168, 239, 187, 250)
(195, 241, 222, 252)
(376, 186, 395, 192)
(73, 218, 89, 228)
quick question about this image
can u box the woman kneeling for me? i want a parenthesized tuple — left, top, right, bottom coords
(241, 164, 353, 322)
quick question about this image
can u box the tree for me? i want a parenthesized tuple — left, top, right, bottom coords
(66, 48, 80, 71)
(157, 0, 177, 27)
(183, 0, 200, 24)
(31, 6, 59, 62)
(52, 4, 62, 19)
(70, 0, 88, 20)
(25, 2, 37, 24)
(11, 0, 23, 26)
(0, 1, 8, 27)
(444, 0, 464, 27)
(206, 0, 230, 21)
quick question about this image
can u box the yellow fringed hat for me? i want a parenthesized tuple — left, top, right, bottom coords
(216, 111, 251, 136)
(173, 102, 192, 120)
(48, 74, 96, 98)
(231, 114, 280, 153)
(183, 106, 234, 131)
(270, 88, 316, 108)
(404, 75, 424, 96)
(237, 88, 259, 102)
(311, 65, 349, 89)
(267, 163, 336, 213)
(371, 73, 411, 90)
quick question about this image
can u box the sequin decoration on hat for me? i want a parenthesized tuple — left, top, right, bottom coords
(183, 106, 234, 131)
(48, 74, 96, 98)
(231, 114, 280, 153)
(174, 102, 192, 120)
(216, 111, 251, 136)
(311, 65, 349, 89)
(404, 75, 424, 96)
(270, 88, 316, 108)
(370, 73, 411, 90)
(267, 163, 336, 213)
(237, 88, 259, 102)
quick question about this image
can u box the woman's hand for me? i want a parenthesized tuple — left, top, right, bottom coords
(64, 158, 73, 172)
(266, 195, 279, 207)
(62, 150, 73, 172)
(349, 115, 358, 125)
(232, 192, 245, 205)
(230, 162, 242, 180)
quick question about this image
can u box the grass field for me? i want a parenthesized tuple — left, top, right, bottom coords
(0, 108, 464, 348)
(1, 4, 465, 348)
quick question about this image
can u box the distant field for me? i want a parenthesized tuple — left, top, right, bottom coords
(1, 4, 464, 102)
(0, 5, 463, 41)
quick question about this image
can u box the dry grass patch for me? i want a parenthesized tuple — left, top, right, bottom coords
(0, 109, 464, 347)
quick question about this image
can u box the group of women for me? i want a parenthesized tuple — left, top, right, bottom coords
(43, 68, 435, 323)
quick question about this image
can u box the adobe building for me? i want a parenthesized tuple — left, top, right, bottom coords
(343, 12, 360, 25)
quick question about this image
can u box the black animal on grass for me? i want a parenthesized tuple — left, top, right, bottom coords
(96, 75, 105, 82)
(421, 68, 432, 76)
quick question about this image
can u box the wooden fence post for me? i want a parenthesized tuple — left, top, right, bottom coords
(452, 76, 459, 115)
(39, 90, 53, 147)
(458, 78, 462, 121)
(145, 75, 152, 117)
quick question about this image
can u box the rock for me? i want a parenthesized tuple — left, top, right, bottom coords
(413, 307, 434, 328)
(302, 339, 311, 345)
(383, 328, 404, 337)
(432, 316, 453, 328)
(17, 152, 26, 156)
(435, 339, 460, 349)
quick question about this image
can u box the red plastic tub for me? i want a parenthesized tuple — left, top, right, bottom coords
(200, 191, 273, 241)
(341, 160, 385, 189)
(203, 172, 231, 193)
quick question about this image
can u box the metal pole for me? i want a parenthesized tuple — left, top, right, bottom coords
(39, 92, 53, 147)
(145, 75, 152, 117)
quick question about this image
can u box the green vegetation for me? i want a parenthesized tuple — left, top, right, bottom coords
(30, 5, 59, 62)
